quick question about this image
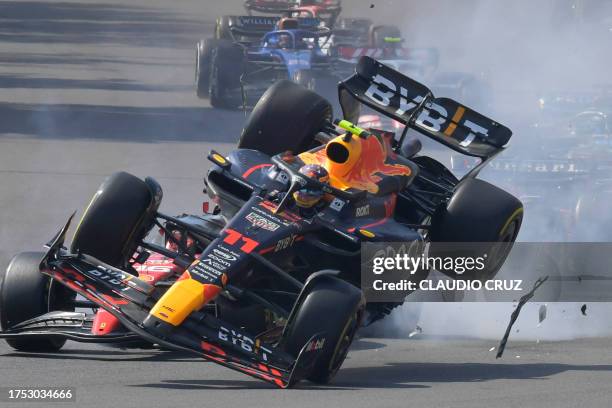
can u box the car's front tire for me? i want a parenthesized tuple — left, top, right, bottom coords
(71, 172, 161, 269)
(0, 252, 72, 351)
(282, 274, 364, 384)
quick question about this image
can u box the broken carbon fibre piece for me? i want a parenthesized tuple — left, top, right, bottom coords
(496, 276, 549, 359)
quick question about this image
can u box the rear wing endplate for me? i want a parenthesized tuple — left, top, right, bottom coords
(338, 56, 512, 158)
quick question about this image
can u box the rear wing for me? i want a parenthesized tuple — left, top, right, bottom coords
(244, 0, 299, 14)
(338, 56, 511, 158)
(244, 0, 342, 15)
(226, 15, 321, 39)
(227, 16, 281, 39)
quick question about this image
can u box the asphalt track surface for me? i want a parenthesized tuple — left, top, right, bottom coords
(2, 1, 612, 407)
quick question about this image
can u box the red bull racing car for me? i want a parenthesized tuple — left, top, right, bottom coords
(0, 57, 522, 387)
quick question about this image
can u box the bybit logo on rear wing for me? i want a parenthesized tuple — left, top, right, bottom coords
(364, 73, 490, 148)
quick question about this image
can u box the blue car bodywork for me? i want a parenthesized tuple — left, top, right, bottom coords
(246, 29, 331, 81)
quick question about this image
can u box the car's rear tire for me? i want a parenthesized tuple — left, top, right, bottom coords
(282, 275, 364, 384)
(209, 42, 244, 109)
(0, 252, 73, 351)
(429, 178, 523, 281)
(215, 16, 232, 40)
(196, 39, 224, 99)
(238, 80, 333, 156)
(71, 172, 162, 269)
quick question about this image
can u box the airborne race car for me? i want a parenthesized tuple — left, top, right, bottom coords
(0, 57, 522, 387)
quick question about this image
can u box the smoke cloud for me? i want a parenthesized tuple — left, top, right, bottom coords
(360, 0, 612, 340)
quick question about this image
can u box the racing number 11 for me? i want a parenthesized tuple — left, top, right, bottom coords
(223, 229, 259, 254)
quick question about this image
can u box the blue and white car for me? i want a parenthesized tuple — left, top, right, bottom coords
(196, 17, 336, 108)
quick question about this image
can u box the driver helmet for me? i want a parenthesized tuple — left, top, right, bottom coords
(293, 164, 329, 208)
(278, 33, 292, 49)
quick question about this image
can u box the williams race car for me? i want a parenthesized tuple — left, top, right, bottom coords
(241, 0, 397, 46)
(0, 57, 522, 387)
(196, 17, 336, 108)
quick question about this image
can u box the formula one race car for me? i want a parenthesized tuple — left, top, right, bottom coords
(244, 0, 342, 27)
(0, 57, 522, 387)
(214, 2, 340, 43)
(197, 17, 336, 108)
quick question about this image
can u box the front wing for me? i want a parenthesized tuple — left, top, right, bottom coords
(0, 311, 141, 344)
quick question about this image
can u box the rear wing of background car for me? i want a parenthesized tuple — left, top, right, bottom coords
(244, 0, 299, 14)
(244, 0, 342, 15)
(227, 15, 322, 39)
(338, 56, 512, 159)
